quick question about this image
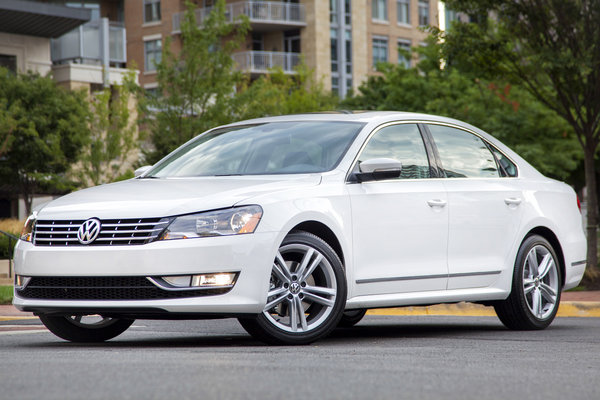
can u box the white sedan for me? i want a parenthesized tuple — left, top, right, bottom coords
(14, 112, 586, 344)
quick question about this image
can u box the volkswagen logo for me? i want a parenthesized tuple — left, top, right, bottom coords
(77, 218, 101, 245)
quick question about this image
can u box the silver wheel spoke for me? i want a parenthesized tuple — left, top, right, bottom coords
(295, 248, 315, 278)
(300, 253, 323, 282)
(537, 254, 552, 279)
(523, 278, 536, 294)
(539, 283, 557, 304)
(273, 252, 292, 283)
(289, 298, 298, 332)
(527, 248, 539, 277)
(532, 288, 543, 317)
(304, 284, 336, 297)
(264, 293, 288, 311)
(268, 286, 287, 298)
(295, 297, 308, 331)
(303, 291, 335, 307)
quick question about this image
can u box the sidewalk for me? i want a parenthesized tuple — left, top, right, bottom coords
(2, 291, 599, 319)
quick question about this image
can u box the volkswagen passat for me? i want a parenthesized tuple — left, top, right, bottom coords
(14, 112, 586, 344)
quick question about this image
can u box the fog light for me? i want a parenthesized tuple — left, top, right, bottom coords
(15, 275, 31, 289)
(191, 273, 236, 287)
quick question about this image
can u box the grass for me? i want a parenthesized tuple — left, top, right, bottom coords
(0, 285, 12, 305)
(0, 219, 23, 234)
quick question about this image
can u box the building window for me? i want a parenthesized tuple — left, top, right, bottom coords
(397, 0, 410, 25)
(372, 37, 388, 67)
(418, 1, 429, 26)
(372, 0, 388, 21)
(344, 0, 352, 25)
(0, 54, 17, 72)
(144, 0, 161, 23)
(332, 76, 339, 93)
(397, 39, 411, 67)
(144, 39, 162, 72)
(345, 30, 352, 74)
(330, 0, 338, 24)
(330, 29, 338, 73)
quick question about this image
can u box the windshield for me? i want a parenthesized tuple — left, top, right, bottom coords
(146, 121, 365, 177)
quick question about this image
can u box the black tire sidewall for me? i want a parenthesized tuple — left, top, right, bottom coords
(39, 315, 134, 342)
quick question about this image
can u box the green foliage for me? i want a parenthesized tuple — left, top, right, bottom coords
(0, 286, 12, 304)
(143, 0, 250, 164)
(0, 67, 90, 215)
(78, 71, 140, 187)
(235, 63, 338, 120)
(343, 41, 580, 182)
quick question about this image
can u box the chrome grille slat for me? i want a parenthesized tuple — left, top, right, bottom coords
(33, 218, 170, 246)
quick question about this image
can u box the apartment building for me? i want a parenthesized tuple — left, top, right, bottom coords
(124, 0, 439, 97)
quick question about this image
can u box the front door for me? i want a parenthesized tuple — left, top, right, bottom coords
(348, 123, 449, 296)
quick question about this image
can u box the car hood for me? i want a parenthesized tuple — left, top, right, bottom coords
(36, 175, 322, 220)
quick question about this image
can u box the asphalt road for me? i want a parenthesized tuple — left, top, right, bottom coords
(1, 315, 599, 400)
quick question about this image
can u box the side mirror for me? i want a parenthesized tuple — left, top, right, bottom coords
(353, 158, 402, 183)
(134, 165, 152, 177)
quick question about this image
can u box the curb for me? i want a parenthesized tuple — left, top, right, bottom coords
(366, 301, 600, 318)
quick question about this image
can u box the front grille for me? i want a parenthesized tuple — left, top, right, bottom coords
(33, 218, 171, 246)
(16, 277, 231, 300)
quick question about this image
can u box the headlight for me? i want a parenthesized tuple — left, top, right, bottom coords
(20, 214, 36, 242)
(159, 205, 263, 240)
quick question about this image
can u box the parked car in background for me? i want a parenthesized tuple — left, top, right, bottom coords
(15, 112, 586, 344)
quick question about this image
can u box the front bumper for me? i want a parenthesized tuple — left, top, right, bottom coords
(13, 232, 278, 315)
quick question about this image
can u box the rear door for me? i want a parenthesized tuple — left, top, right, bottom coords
(425, 123, 524, 290)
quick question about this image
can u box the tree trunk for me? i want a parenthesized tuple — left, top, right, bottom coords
(583, 146, 599, 279)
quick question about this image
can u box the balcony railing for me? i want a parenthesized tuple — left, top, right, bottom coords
(51, 19, 126, 65)
(233, 51, 301, 74)
(173, 1, 306, 33)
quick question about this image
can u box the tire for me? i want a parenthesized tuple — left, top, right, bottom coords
(239, 231, 347, 345)
(338, 309, 367, 328)
(39, 314, 134, 342)
(494, 235, 562, 330)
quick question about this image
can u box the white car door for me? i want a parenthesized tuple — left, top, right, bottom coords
(426, 124, 524, 290)
(347, 123, 449, 296)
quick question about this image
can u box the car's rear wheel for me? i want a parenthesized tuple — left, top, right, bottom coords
(238, 231, 347, 345)
(39, 314, 134, 342)
(338, 309, 367, 327)
(494, 235, 561, 330)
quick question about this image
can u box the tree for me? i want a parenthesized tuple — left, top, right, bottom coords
(234, 63, 338, 120)
(442, 0, 600, 278)
(343, 46, 580, 183)
(143, 0, 249, 164)
(78, 71, 140, 186)
(0, 67, 89, 215)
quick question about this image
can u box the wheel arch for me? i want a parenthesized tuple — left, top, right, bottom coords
(289, 220, 345, 267)
(524, 226, 566, 287)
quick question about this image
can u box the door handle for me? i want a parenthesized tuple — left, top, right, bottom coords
(504, 197, 522, 206)
(427, 199, 447, 207)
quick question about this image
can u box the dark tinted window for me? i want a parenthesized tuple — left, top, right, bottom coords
(491, 148, 518, 177)
(428, 124, 499, 178)
(147, 121, 364, 177)
(358, 124, 430, 179)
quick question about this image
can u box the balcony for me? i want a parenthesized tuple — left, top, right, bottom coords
(173, 1, 306, 33)
(233, 51, 301, 75)
(51, 19, 126, 66)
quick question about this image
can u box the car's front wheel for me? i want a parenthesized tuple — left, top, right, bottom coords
(494, 235, 562, 330)
(39, 314, 134, 342)
(239, 231, 347, 345)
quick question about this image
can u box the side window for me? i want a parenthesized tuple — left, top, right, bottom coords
(428, 124, 499, 178)
(491, 148, 518, 177)
(358, 124, 430, 179)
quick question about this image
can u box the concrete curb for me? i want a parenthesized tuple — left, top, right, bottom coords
(366, 301, 600, 318)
